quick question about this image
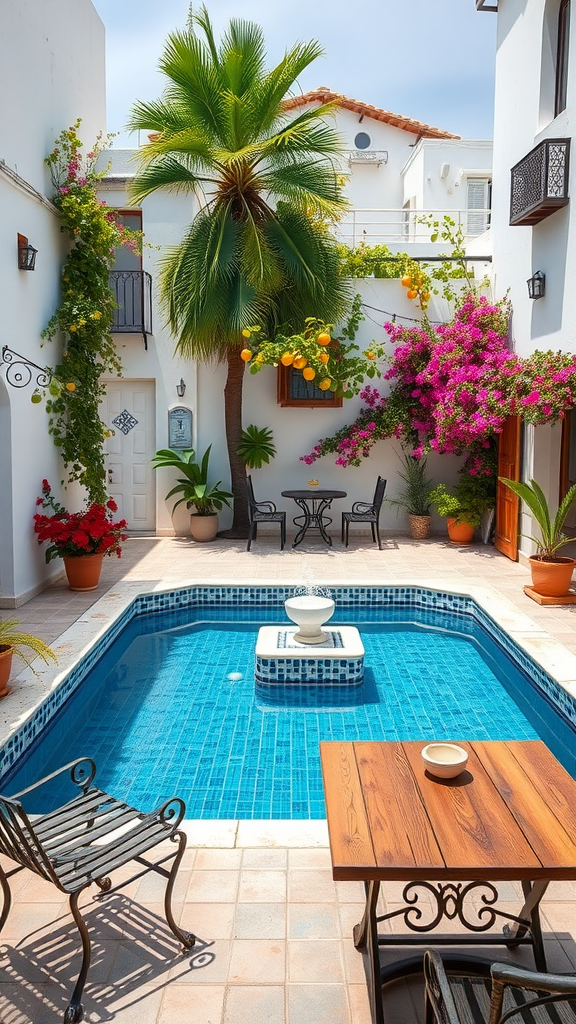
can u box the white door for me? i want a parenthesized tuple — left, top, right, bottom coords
(101, 380, 156, 531)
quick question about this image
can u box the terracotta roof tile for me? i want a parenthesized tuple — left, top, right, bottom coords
(282, 89, 460, 140)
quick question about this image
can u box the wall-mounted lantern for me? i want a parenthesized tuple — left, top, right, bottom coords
(18, 234, 38, 271)
(527, 270, 546, 299)
(176, 378, 186, 398)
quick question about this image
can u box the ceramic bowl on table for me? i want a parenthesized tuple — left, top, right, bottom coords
(421, 742, 469, 779)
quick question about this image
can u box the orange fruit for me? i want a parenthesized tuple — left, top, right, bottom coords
(293, 356, 307, 369)
(240, 348, 253, 362)
(65, 382, 77, 392)
(422, 291, 430, 301)
(365, 352, 375, 361)
(319, 352, 329, 364)
(241, 329, 251, 338)
(302, 367, 316, 380)
(317, 332, 331, 346)
(281, 352, 294, 366)
(401, 275, 412, 288)
(318, 378, 332, 391)
(406, 289, 418, 300)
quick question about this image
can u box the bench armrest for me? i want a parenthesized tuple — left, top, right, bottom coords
(9, 757, 96, 800)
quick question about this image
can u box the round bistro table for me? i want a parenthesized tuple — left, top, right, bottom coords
(281, 489, 347, 548)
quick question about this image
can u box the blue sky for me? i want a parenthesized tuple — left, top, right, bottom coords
(91, 0, 497, 145)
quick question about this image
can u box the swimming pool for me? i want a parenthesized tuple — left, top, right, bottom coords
(5, 587, 576, 819)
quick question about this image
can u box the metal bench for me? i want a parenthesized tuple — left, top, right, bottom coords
(0, 757, 194, 1023)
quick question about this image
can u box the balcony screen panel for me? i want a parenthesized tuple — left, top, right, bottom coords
(510, 138, 569, 225)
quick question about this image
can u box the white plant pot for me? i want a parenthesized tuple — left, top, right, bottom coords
(284, 595, 335, 644)
(190, 513, 218, 542)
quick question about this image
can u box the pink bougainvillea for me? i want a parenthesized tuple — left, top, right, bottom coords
(301, 295, 576, 471)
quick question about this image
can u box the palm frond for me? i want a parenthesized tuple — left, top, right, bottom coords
(219, 18, 266, 96)
(128, 156, 209, 202)
(260, 162, 347, 220)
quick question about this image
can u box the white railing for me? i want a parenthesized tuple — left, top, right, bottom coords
(332, 208, 492, 247)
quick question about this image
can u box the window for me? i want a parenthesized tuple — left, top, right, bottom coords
(555, 0, 570, 116)
(466, 177, 491, 235)
(277, 366, 342, 408)
(354, 131, 371, 150)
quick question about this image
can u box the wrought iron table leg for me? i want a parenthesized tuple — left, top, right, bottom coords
(503, 879, 549, 971)
(291, 499, 311, 547)
(316, 499, 333, 546)
(353, 881, 385, 1024)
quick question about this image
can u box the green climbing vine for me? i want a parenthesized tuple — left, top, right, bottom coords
(42, 120, 140, 502)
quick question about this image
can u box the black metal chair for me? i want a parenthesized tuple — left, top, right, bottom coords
(423, 949, 576, 1024)
(341, 476, 387, 549)
(247, 475, 286, 551)
(0, 758, 194, 1024)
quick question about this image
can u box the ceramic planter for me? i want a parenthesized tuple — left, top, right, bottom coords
(0, 647, 12, 698)
(63, 553, 104, 591)
(446, 518, 475, 544)
(190, 514, 218, 542)
(529, 555, 576, 597)
(409, 514, 431, 540)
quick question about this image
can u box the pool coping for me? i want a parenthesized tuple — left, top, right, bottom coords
(2, 575, 576, 791)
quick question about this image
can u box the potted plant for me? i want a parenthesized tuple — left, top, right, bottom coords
(33, 480, 128, 590)
(152, 447, 233, 542)
(388, 453, 434, 539)
(0, 618, 57, 697)
(500, 477, 576, 596)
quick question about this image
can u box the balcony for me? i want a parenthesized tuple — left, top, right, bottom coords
(332, 208, 491, 247)
(510, 138, 570, 226)
(109, 271, 153, 348)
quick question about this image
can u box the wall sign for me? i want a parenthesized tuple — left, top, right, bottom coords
(168, 406, 193, 449)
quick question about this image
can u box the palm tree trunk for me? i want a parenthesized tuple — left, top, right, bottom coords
(221, 348, 250, 537)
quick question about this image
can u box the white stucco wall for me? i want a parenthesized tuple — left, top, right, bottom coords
(192, 279, 462, 537)
(490, 0, 575, 556)
(402, 139, 493, 220)
(0, 0, 106, 605)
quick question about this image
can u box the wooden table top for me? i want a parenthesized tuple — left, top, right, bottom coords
(320, 740, 576, 882)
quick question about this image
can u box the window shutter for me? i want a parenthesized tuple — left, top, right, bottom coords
(466, 178, 490, 235)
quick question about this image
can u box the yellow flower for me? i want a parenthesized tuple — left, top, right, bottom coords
(69, 325, 77, 332)
(91, 311, 102, 320)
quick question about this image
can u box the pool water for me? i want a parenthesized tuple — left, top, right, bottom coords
(8, 604, 576, 818)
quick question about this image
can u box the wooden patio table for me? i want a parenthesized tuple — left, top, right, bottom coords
(320, 739, 576, 1024)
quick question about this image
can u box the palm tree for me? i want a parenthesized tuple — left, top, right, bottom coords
(128, 6, 350, 536)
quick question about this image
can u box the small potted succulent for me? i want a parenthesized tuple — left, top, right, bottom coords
(0, 619, 57, 697)
(388, 452, 434, 539)
(152, 446, 233, 542)
(500, 477, 576, 596)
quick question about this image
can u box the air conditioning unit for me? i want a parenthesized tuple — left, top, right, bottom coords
(347, 150, 388, 167)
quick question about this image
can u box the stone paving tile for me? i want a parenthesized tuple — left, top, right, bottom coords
(223, 985, 285, 1024)
(287, 982, 350, 1024)
(233, 902, 286, 939)
(158, 983, 225, 1024)
(228, 939, 286, 984)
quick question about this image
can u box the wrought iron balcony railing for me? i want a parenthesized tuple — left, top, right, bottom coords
(110, 270, 153, 348)
(510, 138, 570, 226)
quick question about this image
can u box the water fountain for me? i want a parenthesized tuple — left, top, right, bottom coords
(255, 584, 365, 688)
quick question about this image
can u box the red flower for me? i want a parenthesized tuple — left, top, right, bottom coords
(106, 497, 118, 512)
(33, 482, 127, 564)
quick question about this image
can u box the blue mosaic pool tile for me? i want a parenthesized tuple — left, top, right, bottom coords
(255, 654, 364, 686)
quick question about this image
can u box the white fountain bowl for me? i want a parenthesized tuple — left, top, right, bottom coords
(284, 595, 335, 644)
(421, 743, 469, 779)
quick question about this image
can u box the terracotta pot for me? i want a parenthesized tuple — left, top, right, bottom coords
(446, 518, 475, 544)
(0, 646, 12, 698)
(190, 514, 218, 543)
(63, 553, 104, 591)
(529, 555, 576, 597)
(409, 514, 431, 540)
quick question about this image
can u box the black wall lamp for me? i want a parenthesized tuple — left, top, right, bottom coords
(17, 234, 38, 271)
(527, 270, 546, 299)
(176, 378, 186, 398)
